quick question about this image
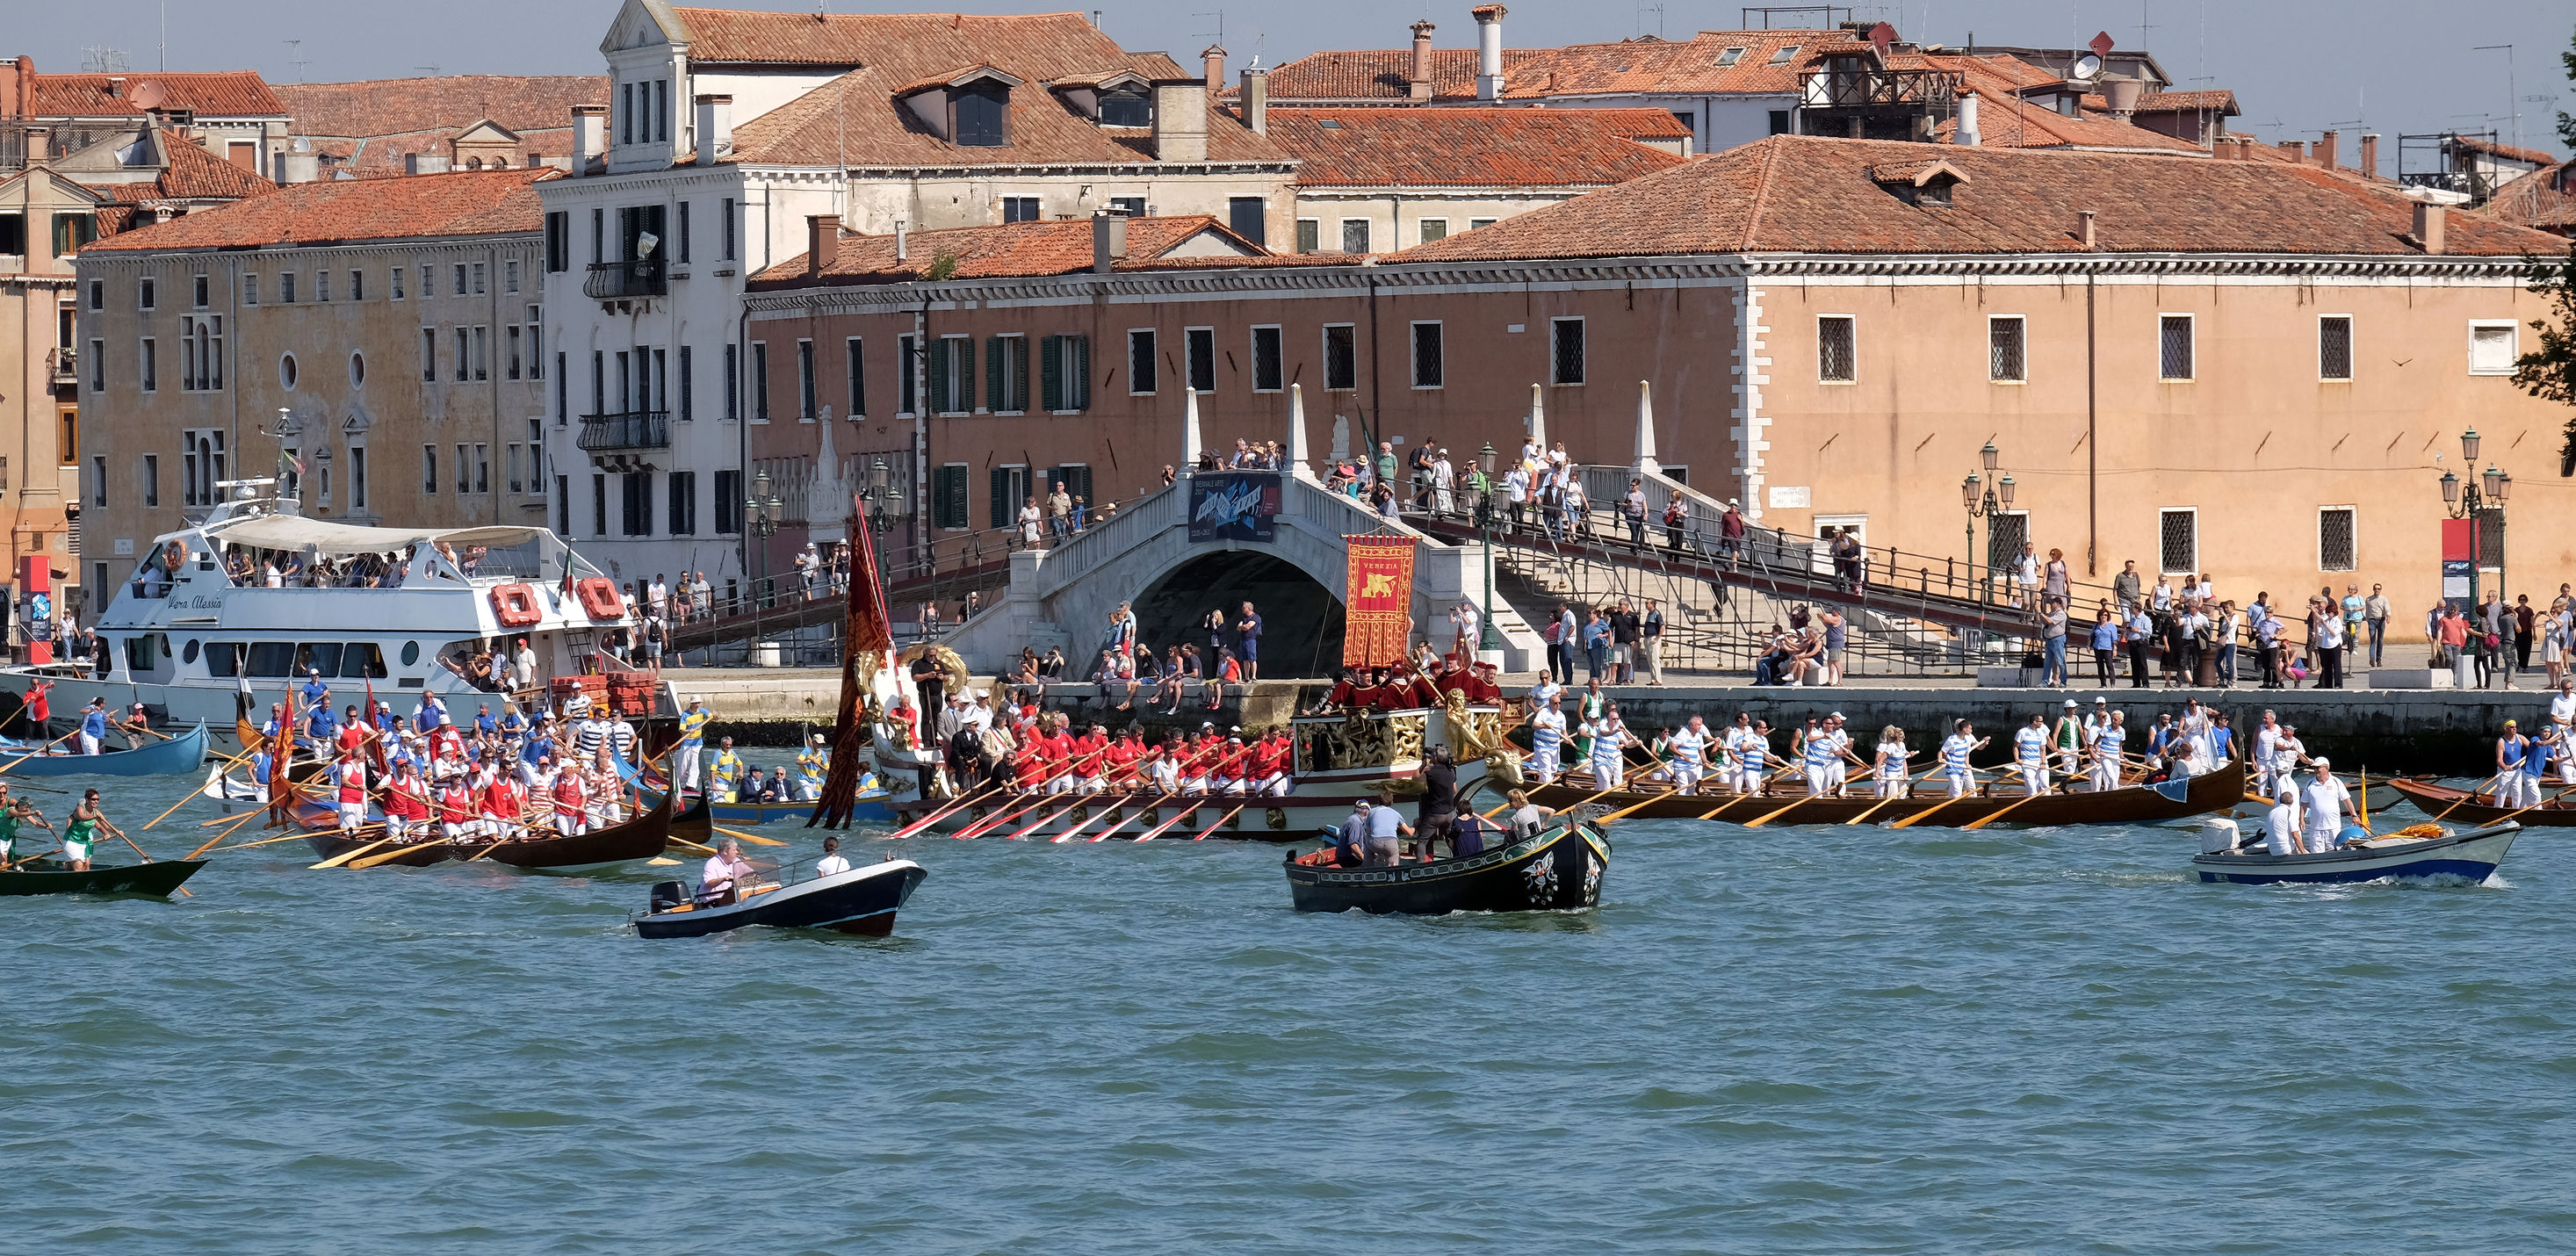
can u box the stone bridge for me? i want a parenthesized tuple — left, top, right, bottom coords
(945, 466, 1543, 679)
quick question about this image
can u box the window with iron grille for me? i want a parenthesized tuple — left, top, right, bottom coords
(1324, 325, 1356, 391)
(1551, 318, 1584, 386)
(1250, 326, 1282, 393)
(1185, 328, 1215, 393)
(1985, 511, 2027, 574)
(1817, 315, 1855, 383)
(2318, 506, 2356, 571)
(2159, 509, 2197, 575)
(2159, 314, 2194, 380)
(2319, 316, 2353, 381)
(1988, 315, 2025, 382)
(1127, 329, 1155, 395)
(1411, 321, 1443, 388)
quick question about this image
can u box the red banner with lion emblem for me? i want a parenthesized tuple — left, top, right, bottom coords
(1341, 535, 1416, 668)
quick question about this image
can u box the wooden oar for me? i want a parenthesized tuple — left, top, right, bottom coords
(884, 785, 998, 841)
(1741, 791, 1822, 827)
(950, 796, 1041, 841)
(462, 836, 513, 863)
(1593, 785, 1681, 825)
(2492, 783, 2576, 826)
(2431, 772, 2507, 823)
(348, 838, 451, 870)
(665, 835, 718, 856)
(1091, 791, 1179, 841)
(105, 825, 190, 896)
(1190, 802, 1251, 841)
(1959, 785, 2053, 831)
(145, 737, 271, 832)
(308, 833, 399, 870)
(2, 848, 63, 870)
(196, 830, 322, 855)
(1132, 800, 1203, 842)
(1052, 793, 1141, 844)
(1888, 782, 1983, 830)
(1844, 761, 1945, 826)
(0, 728, 81, 776)
(184, 807, 270, 858)
(710, 823, 790, 848)
(999, 796, 1087, 841)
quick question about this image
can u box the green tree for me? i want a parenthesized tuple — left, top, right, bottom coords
(2520, 25, 2576, 468)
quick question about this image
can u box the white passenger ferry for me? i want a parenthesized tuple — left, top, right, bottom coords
(1, 482, 640, 752)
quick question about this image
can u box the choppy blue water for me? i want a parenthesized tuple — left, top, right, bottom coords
(4, 776, 2572, 1253)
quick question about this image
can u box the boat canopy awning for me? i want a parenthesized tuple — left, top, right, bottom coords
(206, 516, 545, 556)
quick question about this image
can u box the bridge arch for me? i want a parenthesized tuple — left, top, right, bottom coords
(1130, 549, 1346, 676)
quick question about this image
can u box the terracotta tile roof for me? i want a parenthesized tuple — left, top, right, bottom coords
(109, 134, 278, 201)
(2450, 134, 2558, 169)
(2479, 161, 2576, 234)
(274, 76, 605, 175)
(24, 70, 285, 118)
(1502, 31, 1837, 98)
(669, 6, 1158, 73)
(1264, 107, 1686, 188)
(724, 15, 1288, 169)
(1399, 135, 2568, 262)
(1248, 48, 1550, 102)
(747, 214, 1274, 288)
(1926, 55, 2201, 152)
(2132, 88, 2237, 115)
(82, 167, 551, 252)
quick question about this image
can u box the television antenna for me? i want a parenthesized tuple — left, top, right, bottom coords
(285, 40, 310, 85)
(2472, 44, 2517, 158)
(80, 46, 130, 74)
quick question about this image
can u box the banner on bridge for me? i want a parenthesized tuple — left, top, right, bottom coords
(1187, 472, 1281, 543)
(1342, 535, 1416, 668)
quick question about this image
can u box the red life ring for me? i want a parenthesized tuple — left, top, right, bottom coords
(488, 582, 542, 628)
(574, 576, 624, 622)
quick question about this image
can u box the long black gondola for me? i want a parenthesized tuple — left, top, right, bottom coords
(633, 857, 927, 938)
(0, 858, 206, 898)
(1283, 819, 1611, 915)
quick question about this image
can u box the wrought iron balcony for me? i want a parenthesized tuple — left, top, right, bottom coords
(47, 346, 76, 384)
(577, 410, 671, 452)
(583, 256, 667, 300)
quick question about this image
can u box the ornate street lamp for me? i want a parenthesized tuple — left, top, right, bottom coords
(1475, 443, 1502, 653)
(2439, 430, 2508, 608)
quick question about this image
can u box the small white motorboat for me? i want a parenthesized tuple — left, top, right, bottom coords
(2191, 822, 2519, 886)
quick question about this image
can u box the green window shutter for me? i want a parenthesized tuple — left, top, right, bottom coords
(1040, 335, 1063, 412)
(990, 466, 1010, 528)
(956, 336, 976, 412)
(927, 338, 950, 414)
(1068, 336, 1091, 411)
(985, 337, 1004, 412)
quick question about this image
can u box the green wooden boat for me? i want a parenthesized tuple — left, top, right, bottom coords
(0, 858, 205, 898)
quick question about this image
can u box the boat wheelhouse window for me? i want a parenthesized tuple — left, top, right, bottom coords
(246, 642, 297, 677)
(181, 639, 200, 666)
(297, 643, 343, 677)
(341, 643, 387, 678)
(400, 640, 422, 667)
(124, 634, 165, 674)
(206, 642, 242, 677)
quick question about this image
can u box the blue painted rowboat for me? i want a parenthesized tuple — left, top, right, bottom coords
(2191, 822, 2518, 885)
(0, 722, 208, 778)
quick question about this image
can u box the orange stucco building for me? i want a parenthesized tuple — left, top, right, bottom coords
(745, 135, 2572, 622)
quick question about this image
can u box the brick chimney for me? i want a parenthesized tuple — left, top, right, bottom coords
(1240, 67, 1268, 135)
(2413, 202, 2445, 256)
(1408, 19, 1437, 101)
(1473, 4, 1508, 101)
(2359, 133, 2379, 178)
(2316, 129, 2339, 171)
(2277, 139, 2305, 162)
(1201, 44, 1226, 88)
(23, 125, 47, 166)
(2077, 208, 2096, 250)
(806, 214, 840, 276)
(1152, 81, 1208, 162)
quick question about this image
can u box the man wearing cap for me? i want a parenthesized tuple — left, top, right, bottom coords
(1528, 692, 1567, 786)
(1668, 716, 1711, 796)
(2497, 720, 2537, 807)
(2298, 759, 2356, 852)
(794, 733, 830, 802)
(1719, 497, 1747, 570)
(2011, 713, 2052, 797)
(2051, 700, 2084, 782)
(2089, 711, 2128, 792)
(710, 736, 745, 803)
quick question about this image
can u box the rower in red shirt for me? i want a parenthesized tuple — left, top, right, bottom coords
(486, 769, 527, 841)
(1251, 732, 1291, 797)
(437, 777, 477, 841)
(1105, 731, 1143, 790)
(551, 768, 588, 836)
(1036, 721, 1075, 793)
(1214, 736, 1249, 794)
(1013, 741, 1048, 793)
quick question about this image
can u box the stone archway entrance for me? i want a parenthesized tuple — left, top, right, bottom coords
(1130, 551, 1344, 680)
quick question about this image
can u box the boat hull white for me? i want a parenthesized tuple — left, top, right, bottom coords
(2191, 824, 2518, 885)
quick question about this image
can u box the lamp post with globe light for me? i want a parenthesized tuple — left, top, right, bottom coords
(2437, 426, 2511, 610)
(1960, 441, 2013, 603)
(1475, 443, 1503, 654)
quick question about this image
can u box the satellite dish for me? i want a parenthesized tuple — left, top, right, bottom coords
(2069, 53, 2103, 81)
(131, 79, 168, 112)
